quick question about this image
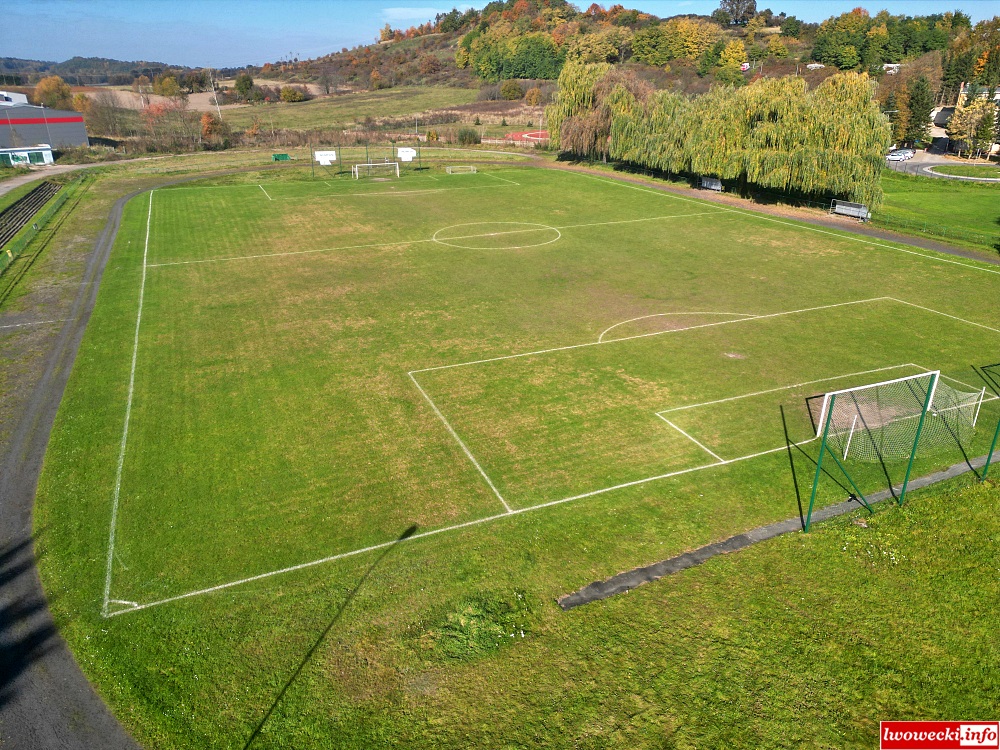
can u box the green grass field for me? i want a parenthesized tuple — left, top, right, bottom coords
(929, 163, 1000, 179)
(220, 86, 480, 130)
(875, 169, 1000, 253)
(35, 164, 1000, 747)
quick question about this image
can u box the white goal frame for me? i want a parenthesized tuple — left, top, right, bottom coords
(352, 162, 400, 179)
(813, 371, 939, 438)
(446, 165, 477, 174)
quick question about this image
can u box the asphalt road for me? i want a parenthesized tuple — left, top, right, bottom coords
(885, 139, 1000, 182)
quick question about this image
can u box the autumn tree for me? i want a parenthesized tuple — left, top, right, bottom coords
(946, 98, 997, 156)
(719, 39, 747, 68)
(33, 75, 73, 109)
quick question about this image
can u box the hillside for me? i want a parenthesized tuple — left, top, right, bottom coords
(0, 56, 188, 86)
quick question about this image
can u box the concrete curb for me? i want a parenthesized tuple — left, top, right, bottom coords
(558, 455, 989, 610)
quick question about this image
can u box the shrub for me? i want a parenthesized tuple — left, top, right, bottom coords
(474, 115, 481, 125)
(457, 127, 481, 145)
(500, 79, 524, 100)
(280, 86, 305, 103)
(524, 86, 543, 106)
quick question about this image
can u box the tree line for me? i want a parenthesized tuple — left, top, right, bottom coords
(546, 62, 890, 207)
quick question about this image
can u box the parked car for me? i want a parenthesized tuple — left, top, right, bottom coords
(886, 151, 907, 161)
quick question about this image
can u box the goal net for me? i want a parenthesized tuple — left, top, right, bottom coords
(800, 370, 986, 531)
(352, 162, 400, 179)
(446, 165, 477, 174)
(808, 371, 984, 462)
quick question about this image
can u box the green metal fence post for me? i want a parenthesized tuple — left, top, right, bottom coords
(983, 415, 1000, 481)
(898, 372, 938, 505)
(805, 394, 836, 532)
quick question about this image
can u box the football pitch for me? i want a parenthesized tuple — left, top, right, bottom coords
(36, 164, 1000, 745)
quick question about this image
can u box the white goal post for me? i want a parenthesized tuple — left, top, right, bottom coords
(352, 162, 400, 179)
(803, 369, 986, 530)
(808, 370, 985, 462)
(445, 165, 477, 174)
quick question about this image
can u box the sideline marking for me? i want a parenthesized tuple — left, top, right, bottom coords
(102, 190, 153, 617)
(598, 311, 755, 343)
(258, 184, 272, 201)
(571, 171, 1000, 278)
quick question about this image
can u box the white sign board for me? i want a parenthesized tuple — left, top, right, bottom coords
(314, 150, 337, 165)
(397, 147, 417, 163)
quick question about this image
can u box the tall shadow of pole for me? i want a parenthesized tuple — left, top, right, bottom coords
(243, 524, 418, 749)
(0, 534, 60, 711)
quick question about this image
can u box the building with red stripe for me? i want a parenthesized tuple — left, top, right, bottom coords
(0, 103, 89, 149)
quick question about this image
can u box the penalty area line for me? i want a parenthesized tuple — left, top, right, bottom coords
(258, 184, 273, 201)
(409, 372, 511, 513)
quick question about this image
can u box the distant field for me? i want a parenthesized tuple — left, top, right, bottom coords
(875, 169, 1000, 253)
(35, 164, 1000, 747)
(221, 85, 480, 129)
(929, 163, 1000, 179)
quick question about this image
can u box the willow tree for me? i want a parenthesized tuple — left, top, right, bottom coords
(804, 72, 891, 207)
(545, 61, 612, 150)
(609, 88, 692, 174)
(560, 69, 652, 161)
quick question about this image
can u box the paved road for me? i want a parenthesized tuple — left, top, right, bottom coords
(886, 140, 1000, 182)
(0, 164, 100, 199)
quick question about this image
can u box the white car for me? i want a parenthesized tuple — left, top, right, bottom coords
(886, 151, 907, 161)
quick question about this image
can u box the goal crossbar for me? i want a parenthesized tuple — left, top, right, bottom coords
(352, 162, 400, 179)
(813, 371, 939, 438)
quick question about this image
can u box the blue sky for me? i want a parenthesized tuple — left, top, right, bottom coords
(2, 0, 995, 68)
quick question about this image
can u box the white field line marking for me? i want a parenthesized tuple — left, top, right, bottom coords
(887, 297, 1000, 335)
(105, 433, 818, 617)
(483, 172, 521, 185)
(145, 211, 722, 268)
(0, 318, 67, 330)
(408, 372, 512, 513)
(102, 190, 153, 617)
(571, 172, 1000, 278)
(147, 238, 438, 267)
(258, 184, 272, 201)
(599, 312, 755, 343)
(558, 211, 724, 232)
(411, 297, 890, 376)
(656, 415, 726, 462)
(658, 363, 918, 415)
